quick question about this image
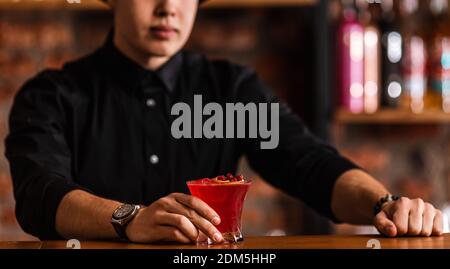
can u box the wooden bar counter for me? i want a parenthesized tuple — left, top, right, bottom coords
(1, 234, 449, 249)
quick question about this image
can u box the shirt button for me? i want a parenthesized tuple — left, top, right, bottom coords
(149, 154, 159, 165)
(146, 98, 156, 108)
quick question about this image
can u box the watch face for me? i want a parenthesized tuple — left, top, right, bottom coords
(113, 204, 135, 219)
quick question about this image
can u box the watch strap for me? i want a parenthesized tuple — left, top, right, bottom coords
(373, 194, 400, 216)
(111, 204, 141, 241)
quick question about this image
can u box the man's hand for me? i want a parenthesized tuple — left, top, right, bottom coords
(374, 197, 443, 237)
(125, 193, 223, 244)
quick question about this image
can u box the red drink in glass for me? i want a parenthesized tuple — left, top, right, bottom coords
(187, 175, 251, 244)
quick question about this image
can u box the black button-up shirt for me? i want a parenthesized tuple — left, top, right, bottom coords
(5, 34, 358, 239)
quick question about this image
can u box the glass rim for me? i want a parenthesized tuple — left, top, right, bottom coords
(186, 179, 253, 186)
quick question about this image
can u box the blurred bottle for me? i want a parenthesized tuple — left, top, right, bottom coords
(337, 0, 364, 114)
(400, 0, 429, 113)
(442, 204, 450, 233)
(380, 0, 404, 109)
(360, 1, 382, 114)
(428, 0, 450, 112)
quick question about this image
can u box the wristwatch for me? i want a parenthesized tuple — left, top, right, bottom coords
(373, 194, 400, 216)
(111, 204, 142, 241)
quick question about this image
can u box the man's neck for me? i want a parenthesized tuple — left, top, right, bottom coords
(113, 33, 170, 71)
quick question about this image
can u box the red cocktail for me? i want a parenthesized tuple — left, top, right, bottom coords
(187, 174, 251, 244)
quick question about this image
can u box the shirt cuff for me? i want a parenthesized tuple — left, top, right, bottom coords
(316, 155, 360, 223)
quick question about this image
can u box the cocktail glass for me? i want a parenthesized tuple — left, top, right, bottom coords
(187, 178, 251, 244)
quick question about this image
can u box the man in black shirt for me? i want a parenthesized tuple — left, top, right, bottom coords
(5, 0, 443, 243)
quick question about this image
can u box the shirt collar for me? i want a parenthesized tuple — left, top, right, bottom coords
(100, 30, 182, 93)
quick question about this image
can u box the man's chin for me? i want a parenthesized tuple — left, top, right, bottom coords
(141, 44, 180, 58)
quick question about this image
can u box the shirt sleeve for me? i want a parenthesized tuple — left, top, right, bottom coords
(236, 68, 360, 223)
(5, 71, 88, 239)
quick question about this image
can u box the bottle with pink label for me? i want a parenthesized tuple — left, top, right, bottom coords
(337, 0, 364, 114)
